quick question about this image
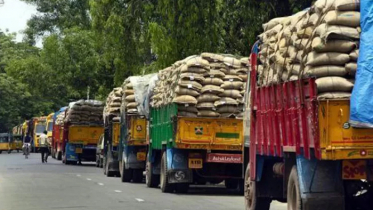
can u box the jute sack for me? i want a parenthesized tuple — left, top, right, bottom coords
(210, 62, 226, 69)
(172, 95, 198, 105)
(112, 97, 121, 102)
(335, 0, 360, 11)
(317, 92, 351, 99)
(219, 90, 243, 99)
(197, 110, 220, 117)
(314, 0, 336, 13)
(109, 102, 121, 107)
(315, 24, 360, 40)
(125, 83, 133, 89)
(125, 95, 136, 102)
(175, 86, 200, 97)
(223, 57, 241, 68)
(196, 102, 215, 110)
(179, 111, 198, 118)
(180, 65, 208, 74)
(180, 73, 205, 83)
(311, 37, 356, 53)
(124, 89, 134, 95)
(178, 106, 198, 113)
(345, 62, 357, 75)
(197, 94, 220, 102)
(223, 75, 243, 82)
(178, 80, 203, 91)
(349, 49, 359, 61)
(221, 81, 244, 90)
(239, 75, 248, 82)
(306, 65, 347, 77)
(201, 85, 224, 95)
(206, 70, 226, 78)
(297, 27, 314, 38)
(263, 17, 286, 31)
(324, 11, 360, 27)
(127, 108, 138, 114)
(316, 77, 354, 92)
(186, 57, 210, 69)
(201, 53, 224, 62)
(126, 102, 138, 109)
(202, 77, 224, 86)
(214, 97, 239, 107)
(306, 52, 350, 66)
(217, 105, 239, 113)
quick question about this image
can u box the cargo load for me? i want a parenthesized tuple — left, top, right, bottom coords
(64, 100, 104, 125)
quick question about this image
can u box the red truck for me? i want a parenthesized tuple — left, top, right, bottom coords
(243, 43, 373, 210)
(52, 107, 67, 160)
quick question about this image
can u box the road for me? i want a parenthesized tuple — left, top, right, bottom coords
(0, 152, 287, 210)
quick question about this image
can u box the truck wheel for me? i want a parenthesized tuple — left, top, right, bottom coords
(146, 159, 160, 188)
(106, 159, 115, 177)
(57, 151, 62, 160)
(0, 151, 2, 154)
(132, 169, 143, 183)
(287, 166, 302, 210)
(120, 160, 132, 182)
(245, 165, 271, 210)
(175, 183, 189, 194)
(225, 179, 239, 189)
(160, 151, 174, 193)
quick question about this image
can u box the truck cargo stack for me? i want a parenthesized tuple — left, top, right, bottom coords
(118, 74, 157, 183)
(51, 107, 67, 160)
(244, 1, 373, 210)
(61, 100, 104, 164)
(102, 87, 123, 176)
(147, 53, 249, 193)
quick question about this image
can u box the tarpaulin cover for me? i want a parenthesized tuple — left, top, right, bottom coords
(350, 0, 373, 128)
(53, 106, 67, 121)
(129, 73, 157, 118)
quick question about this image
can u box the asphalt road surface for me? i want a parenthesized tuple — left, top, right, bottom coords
(0, 152, 287, 210)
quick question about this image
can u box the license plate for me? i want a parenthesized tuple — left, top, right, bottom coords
(137, 152, 146, 161)
(75, 148, 83, 154)
(188, 158, 203, 169)
(342, 160, 367, 180)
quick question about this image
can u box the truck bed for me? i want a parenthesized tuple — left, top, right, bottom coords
(68, 125, 103, 145)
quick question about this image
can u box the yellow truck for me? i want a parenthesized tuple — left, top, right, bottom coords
(30, 117, 47, 152)
(46, 113, 54, 144)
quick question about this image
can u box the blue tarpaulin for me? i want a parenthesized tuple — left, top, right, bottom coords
(350, 0, 373, 128)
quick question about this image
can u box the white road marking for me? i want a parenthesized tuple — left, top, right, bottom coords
(135, 198, 144, 202)
(76, 174, 81, 177)
(98, 183, 104, 186)
(86, 178, 92, 181)
(114, 190, 122, 193)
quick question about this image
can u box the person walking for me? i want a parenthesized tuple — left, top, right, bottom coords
(39, 131, 49, 163)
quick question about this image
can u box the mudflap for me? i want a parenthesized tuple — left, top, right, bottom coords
(148, 149, 161, 175)
(65, 143, 78, 161)
(296, 156, 345, 210)
(123, 145, 146, 170)
(166, 148, 192, 184)
(106, 148, 119, 173)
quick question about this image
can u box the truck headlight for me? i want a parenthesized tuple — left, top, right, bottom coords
(175, 171, 186, 181)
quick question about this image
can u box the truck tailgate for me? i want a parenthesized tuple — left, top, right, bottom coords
(68, 126, 103, 145)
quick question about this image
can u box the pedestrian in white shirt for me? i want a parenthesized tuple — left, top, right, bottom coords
(39, 131, 49, 163)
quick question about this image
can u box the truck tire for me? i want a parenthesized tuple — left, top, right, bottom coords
(245, 165, 271, 210)
(132, 169, 143, 183)
(287, 166, 302, 210)
(146, 159, 160, 188)
(120, 160, 132, 182)
(160, 151, 174, 193)
(106, 158, 115, 177)
(57, 151, 62, 160)
(175, 183, 189, 194)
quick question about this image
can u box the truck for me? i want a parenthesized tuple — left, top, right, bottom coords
(102, 116, 121, 177)
(117, 75, 155, 182)
(243, 43, 373, 210)
(0, 133, 12, 154)
(26, 117, 47, 152)
(61, 100, 104, 164)
(51, 107, 66, 160)
(46, 113, 54, 146)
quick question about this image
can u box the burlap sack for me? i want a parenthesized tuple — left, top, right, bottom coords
(349, 49, 359, 61)
(202, 77, 224, 86)
(239, 75, 248, 82)
(201, 85, 224, 95)
(315, 24, 360, 40)
(196, 102, 215, 110)
(324, 11, 360, 27)
(186, 57, 210, 69)
(223, 57, 241, 68)
(335, 0, 360, 11)
(312, 37, 356, 53)
(175, 86, 200, 97)
(263, 17, 286, 31)
(306, 65, 347, 77)
(178, 80, 203, 91)
(124, 89, 134, 95)
(197, 110, 220, 117)
(109, 102, 121, 107)
(125, 95, 136, 102)
(179, 111, 198, 118)
(306, 52, 350, 66)
(214, 97, 239, 107)
(219, 90, 243, 99)
(180, 73, 205, 83)
(178, 106, 198, 113)
(172, 95, 198, 105)
(217, 105, 239, 113)
(317, 92, 351, 99)
(125, 83, 133, 89)
(180, 65, 208, 74)
(221, 81, 244, 89)
(197, 94, 220, 102)
(316, 77, 354, 92)
(126, 102, 138, 109)
(297, 27, 314, 38)
(201, 53, 225, 62)
(206, 70, 225, 78)
(345, 62, 357, 75)
(223, 75, 243, 82)
(210, 62, 226, 69)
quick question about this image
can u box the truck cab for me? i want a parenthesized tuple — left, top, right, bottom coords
(46, 113, 54, 146)
(0, 133, 11, 154)
(33, 117, 47, 152)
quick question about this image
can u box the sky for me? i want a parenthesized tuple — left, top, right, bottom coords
(0, 0, 37, 42)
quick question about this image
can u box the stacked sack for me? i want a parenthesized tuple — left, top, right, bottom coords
(103, 87, 123, 122)
(55, 112, 65, 125)
(258, 0, 360, 99)
(151, 53, 250, 118)
(64, 100, 104, 124)
(122, 79, 138, 114)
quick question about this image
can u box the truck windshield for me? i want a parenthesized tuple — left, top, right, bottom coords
(0, 137, 8, 143)
(36, 124, 46, 134)
(47, 122, 53, 131)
